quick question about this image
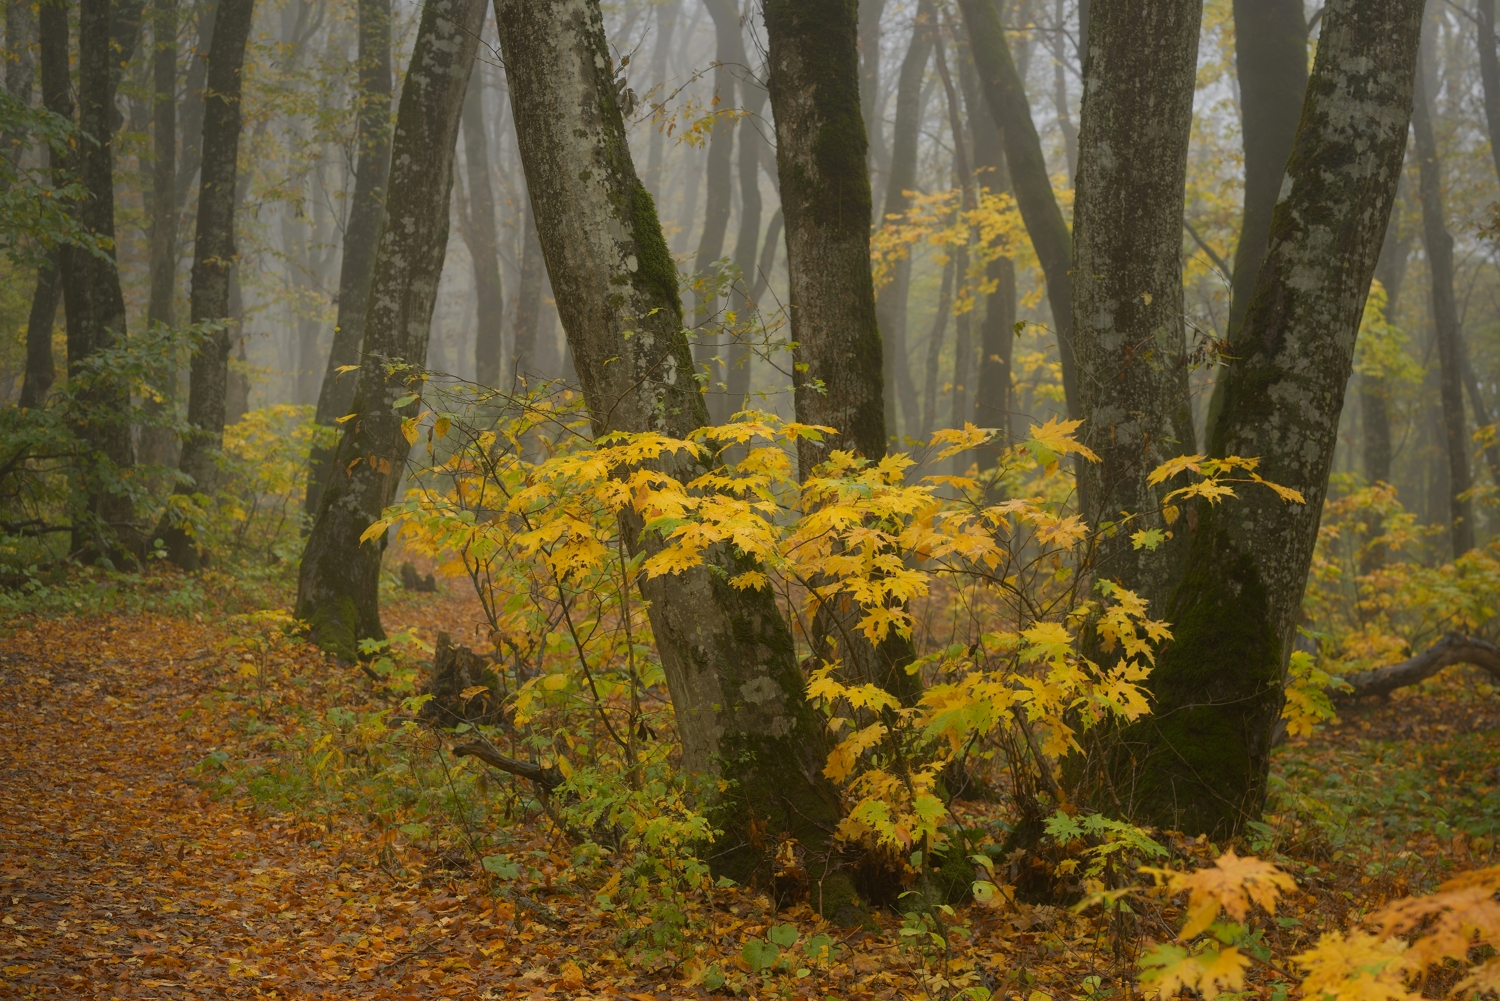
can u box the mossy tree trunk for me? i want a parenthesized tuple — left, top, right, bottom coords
(872, 0, 933, 441)
(763, 0, 886, 476)
(160, 0, 255, 569)
(1105, 0, 1424, 836)
(1412, 41, 1475, 558)
(958, 0, 1077, 421)
(1071, 0, 1200, 616)
(305, 0, 391, 518)
(295, 0, 485, 659)
(63, 0, 139, 562)
(494, 0, 864, 922)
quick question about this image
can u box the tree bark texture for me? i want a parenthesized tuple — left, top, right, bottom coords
(1226, 0, 1305, 338)
(1103, 0, 1424, 837)
(64, 0, 138, 560)
(296, 0, 484, 658)
(1412, 51, 1475, 558)
(873, 0, 933, 441)
(460, 69, 505, 388)
(1477, 0, 1500, 184)
(18, 0, 66, 412)
(1071, 0, 1200, 614)
(958, 0, 1076, 420)
(305, 0, 391, 517)
(764, 0, 887, 477)
(495, 0, 863, 920)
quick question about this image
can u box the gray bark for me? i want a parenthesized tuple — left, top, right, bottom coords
(460, 67, 505, 388)
(64, 0, 139, 561)
(137, 0, 180, 467)
(1050, 0, 1076, 178)
(1071, 0, 1200, 613)
(691, 0, 741, 381)
(1363, 214, 1412, 489)
(1477, 0, 1500, 183)
(859, 0, 887, 213)
(305, 0, 391, 517)
(296, 0, 485, 657)
(764, 0, 888, 477)
(936, 32, 974, 459)
(722, 44, 770, 421)
(19, 0, 67, 412)
(873, 0, 933, 441)
(1412, 46, 1474, 557)
(1105, 0, 1424, 836)
(642, 0, 679, 196)
(1335, 633, 1500, 700)
(3, 0, 33, 171)
(510, 197, 546, 380)
(494, 0, 863, 920)
(958, 0, 1077, 420)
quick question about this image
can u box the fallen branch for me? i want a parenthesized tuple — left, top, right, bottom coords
(451, 741, 564, 792)
(1333, 632, 1500, 700)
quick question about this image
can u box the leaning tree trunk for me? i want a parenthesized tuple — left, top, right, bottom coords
(460, 68, 505, 388)
(764, 0, 887, 476)
(1101, 0, 1424, 837)
(296, 0, 485, 658)
(18, 0, 67, 412)
(1072, 0, 1200, 615)
(958, 0, 1077, 421)
(159, 0, 255, 569)
(494, 0, 865, 923)
(1412, 47, 1475, 558)
(873, 0, 933, 441)
(63, 0, 139, 562)
(305, 0, 392, 518)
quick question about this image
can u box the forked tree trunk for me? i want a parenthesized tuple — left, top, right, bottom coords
(1072, 0, 1200, 614)
(18, 0, 66, 412)
(64, 0, 139, 561)
(764, 0, 887, 476)
(1412, 45, 1475, 558)
(873, 0, 933, 441)
(1102, 0, 1424, 837)
(296, 0, 485, 658)
(958, 0, 1077, 420)
(460, 68, 505, 388)
(160, 0, 255, 569)
(305, 0, 391, 518)
(494, 0, 864, 922)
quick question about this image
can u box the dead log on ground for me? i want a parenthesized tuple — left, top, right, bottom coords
(1333, 632, 1500, 700)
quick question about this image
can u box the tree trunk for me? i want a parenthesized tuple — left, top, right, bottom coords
(174, 0, 211, 217)
(1072, 0, 1199, 614)
(305, 0, 391, 518)
(3, 0, 33, 171)
(1477, 0, 1500, 184)
(64, 0, 139, 561)
(873, 0, 933, 442)
(691, 0, 740, 385)
(642, 0, 679, 196)
(1103, 0, 1424, 837)
(923, 255, 955, 436)
(764, 0, 887, 476)
(1412, 45, 1474, 558)
(935, 31, 973, 458)
(1049, 0, 1077, 178)
(859, 0, 887, 213)
(958, 0, 1077, 420)
(1363, 217, 1412, 489)
(725, 206, 782, 408)
(18, 0, 65, 412)
(137, 0, 179, 466)
(510, 197, 546, 380)
(723, 38, 770, 421)
(460, 68, 505, 389)
(494, 0, 864, 922)
(296, 0, 484, 659)
(159, 0, 255, 568)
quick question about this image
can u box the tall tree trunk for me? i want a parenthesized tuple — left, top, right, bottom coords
(922, 255, 955, 436)
(1412, 43, 1475, 557)
(1363, 211, 1412, 490)
(18, 0, 63, 412)
(1477, 0, 1500, 183)
(3, 0, 33, 170)
(64, 0, 139, 561)
(859, 0, 888, 214)
(935, 30, 974, 457)
(137, 0, 180, 465)
(874, 0, 933, 442)
(725, 207, 783, 408)
(305, 0, 391, 518)
(723, 44, 770, 421)
(174, 0, 211, 216)
(1103, 0, 1423, 836)
(690, 0, 740, 391)
(510, 197, 546, 379)
(494, 0, 865, 922)
(958, 0, 1077, 420)
(765, 0, 887, 475)
(1071, 0, 1200, 613)
(1049, 0, 1077, 178)
(642, 0, 679, 196)
(159, 0, 255, 568)
(296, 0, 485, 658)
(460, 68, 505, 388)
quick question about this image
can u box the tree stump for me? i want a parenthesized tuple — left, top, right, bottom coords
(421, 632, 504, 728)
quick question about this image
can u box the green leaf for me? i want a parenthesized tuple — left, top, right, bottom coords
(481, 854, 521, 879)
(1131, 528, 1166, 551)
(742, 939, 780, 972)
(768, 923, 799, 948)
(391, 393, 418, 409)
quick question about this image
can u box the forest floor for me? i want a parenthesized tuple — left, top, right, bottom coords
(2, 569, 1500, 1000)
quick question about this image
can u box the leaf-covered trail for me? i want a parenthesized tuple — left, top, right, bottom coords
(0, 612, 554, 1000)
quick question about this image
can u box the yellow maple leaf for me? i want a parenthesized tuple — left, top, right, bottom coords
(1144, 850, 1297, 938)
